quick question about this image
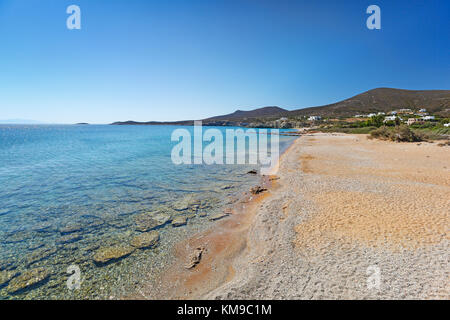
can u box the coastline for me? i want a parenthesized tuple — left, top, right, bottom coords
(140, 132, 449, 299)
(131, 133, 298, 299)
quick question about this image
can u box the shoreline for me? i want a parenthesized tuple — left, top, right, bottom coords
(139, 132, 449, 299)
(130, 133, 299, 299)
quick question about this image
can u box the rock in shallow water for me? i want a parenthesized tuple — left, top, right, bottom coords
(93, 245, 135, 265)
(6, 268, 50, 294)
(57, 233, 82, 244)
(59, 223, 83, 234)
(209, 213, 230, 221)
(130, 231, 160, 249)
(25, 246, 57, 267)
(171, 216, 187, 227)
(0, 270, 19, 287)
(135, 213, 171, 232)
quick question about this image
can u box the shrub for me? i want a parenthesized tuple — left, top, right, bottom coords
(392, 125, 422, 142)
(369, 125, 427, 142)
(366, 114, 385, 128)
(368, 126, 391, 140)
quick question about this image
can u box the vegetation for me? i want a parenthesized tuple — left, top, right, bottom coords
(365, 114, 385, 127)
(369, 125, 428, 142)
(317, 126, 376, 134)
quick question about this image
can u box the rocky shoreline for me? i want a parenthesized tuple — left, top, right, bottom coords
(0, 166, 266, 299)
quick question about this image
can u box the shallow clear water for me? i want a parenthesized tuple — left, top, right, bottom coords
(0, 124, 296, 299)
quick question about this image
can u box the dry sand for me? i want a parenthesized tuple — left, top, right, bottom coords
(141, 133, 449, 300)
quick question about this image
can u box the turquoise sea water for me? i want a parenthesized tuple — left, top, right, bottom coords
(0, 125, 296, 299)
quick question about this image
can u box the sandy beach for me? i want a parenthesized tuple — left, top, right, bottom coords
(143, 132, 449, 300)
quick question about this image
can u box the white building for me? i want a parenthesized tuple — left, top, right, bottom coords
(384, 115, 397, 122)
(367, 113, 377, 117)
(308, 116, 321, 121)
(421, 115, 435, 121)
(444, 123, 450, 127)
(419, 108, 427, 113)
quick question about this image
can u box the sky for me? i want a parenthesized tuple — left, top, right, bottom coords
(0, 0, 449, 124)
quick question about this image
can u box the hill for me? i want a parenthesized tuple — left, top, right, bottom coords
(110, 88, 450, 126)
(288, 88, 450, 118)
(205, 106, 288, 121)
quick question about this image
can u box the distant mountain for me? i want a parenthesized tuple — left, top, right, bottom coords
(205, 106, 289, 121)
(111, 88, 450, 126)
(288, 88, 450, 118)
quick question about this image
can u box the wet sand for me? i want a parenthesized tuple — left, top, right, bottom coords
(139, 133, 449, 299)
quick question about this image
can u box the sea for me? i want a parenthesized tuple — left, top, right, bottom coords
(0, 124, 297, 299)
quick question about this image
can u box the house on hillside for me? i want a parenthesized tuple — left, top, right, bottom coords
(308, 116, 321, 121)
(421, 115, 435, 121)
(407, 118, 421, 125)
(444, 123, 450, 127)
(384, 115, 397, 122)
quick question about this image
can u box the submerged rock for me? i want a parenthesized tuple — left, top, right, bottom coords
(247, 169, 258, 174)
(57, 233, 82, 244)
(107, 218, 130, 229)
(0, 270, 19, 287)
(173, 201, 189, 211)
(25, 246, 57, 266)
(86, 219, 105, 229)
(4, 231, 33, 243)
(209, 213, 230, 221)
(93, 245, 135, 265)
(172, 216, 187, 227)
(59, 223, 83, 235)
(135, 213, 171, 232)
(130, 231, 160, 249)
(0, 256, 19, 271)
(31, 222, 53, 233)
(173, 195, 201, 212)
(28, 242, 45, 251)
(7, 268, 50, 294)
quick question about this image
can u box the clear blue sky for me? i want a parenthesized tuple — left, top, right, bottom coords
(0, 0, 448, 124)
